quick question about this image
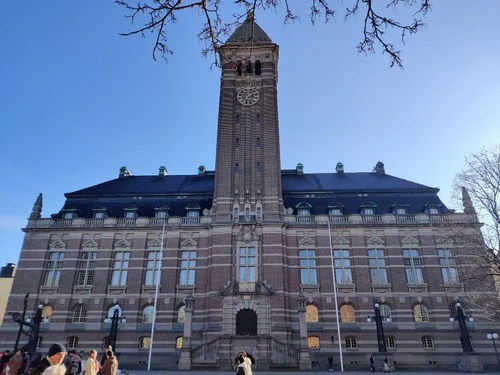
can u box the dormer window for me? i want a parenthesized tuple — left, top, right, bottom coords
(185, 204, 200, 218)
(62, 209, 77, 219)
(93, 207, 108, 219)
(425, 203, 442, 215)
(124, 206, 138, 219)
(328, 203, 344, 216)
(154, 205, 169, 218)
(360, 202, 377, 216)
(392, 203, 408, 215)
(296, 202, 312, 216)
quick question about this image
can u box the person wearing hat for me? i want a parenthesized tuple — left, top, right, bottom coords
(30, 343, 67, 375)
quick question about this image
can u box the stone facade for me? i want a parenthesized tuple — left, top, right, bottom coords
(1, 19, 498, 373)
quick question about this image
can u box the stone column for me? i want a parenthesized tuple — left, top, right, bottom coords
(178, 294, 195, 370)
(297, 293, 312, 370)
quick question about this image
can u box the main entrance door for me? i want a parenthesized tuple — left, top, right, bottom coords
(236, 308, 257, 335)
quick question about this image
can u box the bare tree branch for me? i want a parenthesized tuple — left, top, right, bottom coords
(115, 0, 431, 67)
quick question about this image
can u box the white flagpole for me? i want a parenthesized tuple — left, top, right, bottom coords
(147, 219, 166, 371)
(328, 217, 344, 371)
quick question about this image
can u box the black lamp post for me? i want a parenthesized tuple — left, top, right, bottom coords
(104, 304, 126, 352)
(11, 300, 45, 356)
(487, 332, 499, 367)
(449, 302, 473, 352)
(367, 303, 389, 352)
(12, 293, 29, 351)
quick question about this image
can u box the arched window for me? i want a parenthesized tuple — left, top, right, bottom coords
(244, 61, 252, 74)
(422, 336, 434, 349)
(178, 306, 186, 323)
(176, 336, 183, 350)
(305, 305, 319, 323)
(139, 336, 151, 349)
(72, 305, 87, 323)
(142, 306, 155, 323)
(340, 305, 355, 323)
(255, 60, 262, 75)
(102, 337, 110, 349)
(379, 304, 391, 321)
(307, 336, 320, 349)
(345, 336, 358, 349)
(42, 305, 53, 319)
(414, 304, 429, 322)
(236, 61, 242, 76)
(107, 304, 123, 319)
(67, 336, 79, 349)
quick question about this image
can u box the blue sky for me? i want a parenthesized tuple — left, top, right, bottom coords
(1, 1, 499, 268)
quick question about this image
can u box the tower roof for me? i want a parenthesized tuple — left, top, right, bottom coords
(226, 16, 271, 44)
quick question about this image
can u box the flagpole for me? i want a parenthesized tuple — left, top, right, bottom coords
(147, 218, 166, 371)
(328, 217, 344, 371)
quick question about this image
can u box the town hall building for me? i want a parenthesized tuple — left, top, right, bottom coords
(1, 18, 497, 372)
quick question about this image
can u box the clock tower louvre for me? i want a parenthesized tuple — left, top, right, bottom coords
(212, 19, 283, 223)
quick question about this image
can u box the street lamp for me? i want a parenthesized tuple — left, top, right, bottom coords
(104, 304, 126, 353)
(367, 303, 390, 352)
(449, 302, 473, 352)
(487, 332, 499, 367)
(12, 301, 46, 356)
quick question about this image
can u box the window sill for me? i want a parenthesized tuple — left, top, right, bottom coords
(108, 285, 127, 294)
(39, 286, 58, 294)
(73, 286, 92, 294)
(142, 285, 161, 294)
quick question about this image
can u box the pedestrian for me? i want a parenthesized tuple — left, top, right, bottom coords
(68, 351, 81, 375)
(369, 355, 375, 373)
(29, 343, 67, 375)
(22, 350, 31, 375)
(383, 355, 390, 373)
(240, 352, 252, 375)
(77, 353, 85, 375)
(83, 350, 98, 375)
(7, 349, 23, 375)
(99, 347, 112, 368)
(62, 354, 72, 375)
(41, 365, 66, 375)
(328, 355, 333, 371)
(235, 355, 246, 375)
(99, 351, 117, 375)
(1, 351, 11, 374)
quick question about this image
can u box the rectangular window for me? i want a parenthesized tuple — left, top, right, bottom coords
(179, 251, 197, 285)
(334, 249, 352, 284)
(438, 249, 459, 283)
(76, 251, 97, 286)
(299, 249, 318, 285)
(44, 252, 64, 287)
(111, 251, 130, 286)
(239, 247, 256, 282)
(145, 251, 161, 286)
(368, 249, 388, 284)
(403, 249, 424, 284)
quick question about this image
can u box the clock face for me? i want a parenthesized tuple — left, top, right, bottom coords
(237, 88, 260, 106)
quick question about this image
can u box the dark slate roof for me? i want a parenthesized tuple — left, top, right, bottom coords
(281, 172, 438, 193)
(226, 18, 272, 43)
(54, 171, 446, 218)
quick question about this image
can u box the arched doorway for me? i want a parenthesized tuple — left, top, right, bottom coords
(236, 308, 257, 335)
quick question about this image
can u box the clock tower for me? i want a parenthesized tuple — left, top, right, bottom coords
(212, 16, 283, 223)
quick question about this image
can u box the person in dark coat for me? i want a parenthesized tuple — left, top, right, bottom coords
(369, 355, 375, 373)
(29, 343, 67, 375)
